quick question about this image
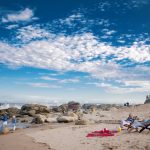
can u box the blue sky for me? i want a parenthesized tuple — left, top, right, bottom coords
(0, 0, 150, 104)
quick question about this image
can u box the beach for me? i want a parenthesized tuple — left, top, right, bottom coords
(0, 103, 150, 150)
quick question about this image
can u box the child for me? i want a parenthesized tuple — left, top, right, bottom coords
(12, 115, 17, 131)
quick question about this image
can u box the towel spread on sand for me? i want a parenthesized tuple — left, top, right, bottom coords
(86, 129, 117, 137)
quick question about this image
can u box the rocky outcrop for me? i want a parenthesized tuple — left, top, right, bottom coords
(20, 104, 51, 116)
(52, 101, 81, 113)
(52, 104, 68, 113)
(82, 104, 120, 111)
(32, 113, 60, 124)
(0, 107, 20, 117)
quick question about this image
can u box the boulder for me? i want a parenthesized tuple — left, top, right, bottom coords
(57, 116, 78, 123)
(28, 110, 36, 117)
(58, 104, 68, 113)
(20, 104, 50, 116)
(45, 117, 58, 123)
(33, 114, 47, 124)
(0, 107, 20, 117)
(68, 101, 81, 111)
(75, 119, 89, 125)
(57, 113, 78, 123)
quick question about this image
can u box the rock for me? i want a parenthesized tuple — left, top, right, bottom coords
(58, 104, 68, 113)
(83, 110, 88, 114)
(0, 107, 20, 117)
(45, 117, 58, 123)
(7, 107, 20, 114)
(19, 116, 33, 123)
(57, 116, 77, 123)
(68, 101, 81, 111)
(57, 113, 78, 123)
(28, 110, 36, 116)
(33, 114, 47, 124)
(20, 104, 50, 116)
(75, 119, 89, 125)
(82, 104, 96, 110)
(67, 112, 78, 118)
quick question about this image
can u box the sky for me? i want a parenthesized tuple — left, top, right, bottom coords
(0, 0, 150, 104)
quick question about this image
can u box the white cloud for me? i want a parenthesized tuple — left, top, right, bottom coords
(0, 25, 150, 93)
(2, 8, 37, 23)
(5, 24, 19, 29)
(27, 82, 61, 89)
(40, 76, 58, 81)
(16, 25, 51, 42)
(59, 79, 80, 83)
(102, 29, 116, 35)
(40, 76, 80, 84)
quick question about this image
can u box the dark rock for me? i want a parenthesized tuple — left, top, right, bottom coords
(20, 104, 51, 116)
(59, 104, 68, 113)
(68, 101, 81, 111)
(0, 107, 20, 117)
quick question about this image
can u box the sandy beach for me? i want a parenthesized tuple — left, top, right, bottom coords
(0, 104, 150, 150)
(0, 129, 50, 150)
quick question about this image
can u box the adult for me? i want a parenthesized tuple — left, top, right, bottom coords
(120, 113, 134, 129)
(1, 113, 9, 127)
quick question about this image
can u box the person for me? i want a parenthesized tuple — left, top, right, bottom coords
(1, 113, 9, 127)
(128, 118, 150, 132)
(12, 115, 17, 131)
(120, 113, 134, 129)
(126, 102, 129, 107)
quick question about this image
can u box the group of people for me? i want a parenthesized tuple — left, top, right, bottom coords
(120, 113, 150, 132)
(0, 112, 17, 131)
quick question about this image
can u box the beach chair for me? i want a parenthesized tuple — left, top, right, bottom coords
(139, 123, 150, 133)
(129, 119, 150, 133)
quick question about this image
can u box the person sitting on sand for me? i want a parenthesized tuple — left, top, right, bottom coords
(12, 115, 17, 131)
(128, 118, 150, 132)
(120, 113, 135, 129)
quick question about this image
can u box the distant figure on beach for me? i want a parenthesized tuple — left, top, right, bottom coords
(1, 113, 9, 127)
(126, 102, 129, 107)
(12, 115, 17, 131)
(124, 102, 130, 107)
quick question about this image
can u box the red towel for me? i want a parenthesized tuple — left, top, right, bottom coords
(86, 129, 117, 137)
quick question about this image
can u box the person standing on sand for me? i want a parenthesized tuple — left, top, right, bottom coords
(1, 112, 9, 127)
(12, 115, 17, 131)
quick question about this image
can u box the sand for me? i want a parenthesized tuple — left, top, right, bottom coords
(27, 124, 150, 150)
(0, 130, 50, 150)
(0, 104, 150, 150)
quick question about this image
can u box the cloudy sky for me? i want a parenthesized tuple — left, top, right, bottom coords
(0, 0, 150, 104)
